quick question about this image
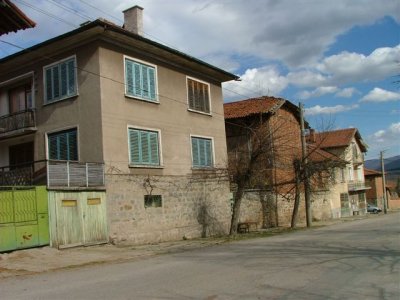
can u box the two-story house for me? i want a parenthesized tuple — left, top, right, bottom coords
(0, 6, 238, 248)
(307, 128, 369, 217)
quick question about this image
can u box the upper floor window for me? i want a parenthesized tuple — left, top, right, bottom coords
(129, 128, 160, 166)
(48, 128, 78, 161)
(125, 57, 157, 102)
(44, 56, 77, 104)
(187, 78, 210, 114)
(191, 136, 213, 168)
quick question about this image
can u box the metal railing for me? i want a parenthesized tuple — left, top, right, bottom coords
(0, 109, 36, 134)
(47, 160, 105, 188)
(0, 160, 104, 188)
(348, 180, 370, 191)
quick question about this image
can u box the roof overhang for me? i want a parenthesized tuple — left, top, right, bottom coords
(0, 0, 36, 35)
(0, 19, 238, 83)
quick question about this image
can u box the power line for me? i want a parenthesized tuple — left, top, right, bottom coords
(14, 0, 78, 29)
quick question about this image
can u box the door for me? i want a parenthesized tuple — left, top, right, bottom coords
(0, 186, 49, 252)
(51, 191, 107, 248)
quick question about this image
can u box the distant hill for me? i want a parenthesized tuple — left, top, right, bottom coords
(365, 155, 400, 171)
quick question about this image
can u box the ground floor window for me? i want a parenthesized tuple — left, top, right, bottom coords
(48, 128, 78, 161)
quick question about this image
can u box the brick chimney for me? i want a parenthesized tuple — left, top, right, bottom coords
(123, 5, 143, 35)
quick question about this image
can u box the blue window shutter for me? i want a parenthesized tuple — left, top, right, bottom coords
(129, 129, 141, 164)
(46, 68, 53, 101)
(192, 138, 200, 167)
(67, 130, 78, 161)
(67, 59, 75, 95)
(48, 129, 78, 161)
(60, 62, 68, 96)
(52, 65, 60, 99)
(125, 60, 134, 95)
(192, 137, 212, 167)
(205, 139, 212, 166)
(148, 68, 156, 100)
(149, 131, 159, 164)
(141, 131, 150, 163)
(142, 65, 149, 99)
(134, 63, 142, 97)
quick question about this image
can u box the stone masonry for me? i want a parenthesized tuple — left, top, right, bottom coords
(106, 174, 232, 245)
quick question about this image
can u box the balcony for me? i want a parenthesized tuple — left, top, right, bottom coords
(348, 180, 370, 192)
(0, 160, 105, 189)
(0, 109, 36, 139)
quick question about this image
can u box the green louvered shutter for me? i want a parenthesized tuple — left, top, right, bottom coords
(148, 68, 156, 100)
(192, 137, 212, 168)
(46, 68, 53, 101)
(67, 59, 76, 95)
(126, 60, 134, 95)
(48, 129, 78, 161)
(60, 62, 68, 96)
(142, 65, 149, 99)
(149, 131, 159, 164)
(192, 138, 200, 167)
(134, 63, 142, 97)
(129, 129, 140, 164)
(52, 65, 60, 99)
(129, 129, 159, 165)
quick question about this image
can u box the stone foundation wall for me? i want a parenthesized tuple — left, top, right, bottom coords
(105, 174, 231, 245)
(239, 191, 307, 228)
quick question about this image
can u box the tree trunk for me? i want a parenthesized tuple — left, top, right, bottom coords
(230, 188, 244, 235)
(291, 163, 301, 228)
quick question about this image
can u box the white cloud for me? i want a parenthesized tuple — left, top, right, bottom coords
(305, 104, 359, 116)
(298, 86, 339, 100)
(368, 123, 400, 155)
(1, 0, 399, 72)
(317, 46, 400, 85)
(223, 66, 288, 100)
(360, 87, 400, 102)
(335, 87, 358, 98)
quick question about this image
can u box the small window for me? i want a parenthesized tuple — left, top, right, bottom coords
(144, 195, 162, 208)
(44, 57, 77, 103)
(48, 128, 78, 161)
(129, 128, 160, 166)
(191, 136, 213, 168)
(187, 78, 210, 114)
(125, 58, 157, 102)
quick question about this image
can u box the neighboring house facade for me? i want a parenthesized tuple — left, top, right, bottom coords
(307, 128, 369, 216)
(364, 168, 384, 207)
(224, 96, 341, 227)
(0, 6, 237, 248)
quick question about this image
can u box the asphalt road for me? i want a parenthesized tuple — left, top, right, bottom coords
(1, 213, 399, 300)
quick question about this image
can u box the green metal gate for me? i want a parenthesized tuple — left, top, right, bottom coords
(0, 186, 49, 252)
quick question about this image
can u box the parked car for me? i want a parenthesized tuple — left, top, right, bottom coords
(367, 204, 382, 214)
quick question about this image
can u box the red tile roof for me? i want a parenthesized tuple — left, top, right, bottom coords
(224, 96, 285, 119)
(364, 168, 382, 176)
(0, 0, 36, 35)
(310, 128, 367, 152)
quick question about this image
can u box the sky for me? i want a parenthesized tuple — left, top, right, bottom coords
(1, 0, 399, 159)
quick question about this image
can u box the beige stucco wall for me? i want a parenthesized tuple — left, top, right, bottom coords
(98, 43, 228, 176)
(0, 42, 104, 165)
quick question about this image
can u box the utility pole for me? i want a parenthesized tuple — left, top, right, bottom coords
(381, 151, 387, 214)
(299, 102, 311, 227)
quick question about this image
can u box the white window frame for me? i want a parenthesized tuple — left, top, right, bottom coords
(127, 125, 163, 168)
(186, 76, 212, 116)
(43, 55, 78, 105)
(190, 134, 215, 168)
(45, 125, 80, 161)
(123, 55, 159, 103)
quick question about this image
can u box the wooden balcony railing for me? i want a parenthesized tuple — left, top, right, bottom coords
(0, 109, 36, 136)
